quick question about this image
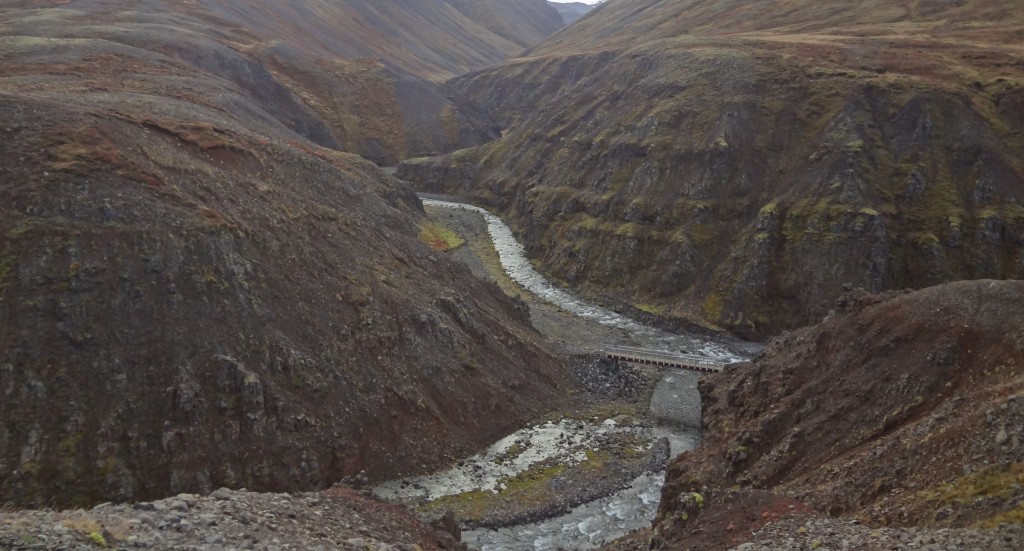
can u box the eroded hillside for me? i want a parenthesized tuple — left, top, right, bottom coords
(647, 280, 1024, 549)
(0, 0, 563, 165)
(0, 3, 574, 508)
(399, 0, 1024, 338)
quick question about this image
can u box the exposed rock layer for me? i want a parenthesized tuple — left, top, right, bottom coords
(399, 0, 1024, 337)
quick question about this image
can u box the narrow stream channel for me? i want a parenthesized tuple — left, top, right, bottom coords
(420, 199, 740, 361)
(376, 199, 748, 550)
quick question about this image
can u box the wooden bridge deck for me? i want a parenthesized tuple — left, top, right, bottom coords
(606, 345, 728, 373)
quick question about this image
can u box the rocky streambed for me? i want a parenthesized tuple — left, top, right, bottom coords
(370, 198, 755, 550)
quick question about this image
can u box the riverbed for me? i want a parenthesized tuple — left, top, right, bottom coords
(374, 198, 753, 550)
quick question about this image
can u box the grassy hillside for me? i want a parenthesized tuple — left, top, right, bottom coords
(189, 0, 563, 81)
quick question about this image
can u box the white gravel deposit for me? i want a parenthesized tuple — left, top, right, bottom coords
(373, 419, 644, 502)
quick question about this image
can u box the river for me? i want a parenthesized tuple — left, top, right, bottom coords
(375, 198, 748, 550)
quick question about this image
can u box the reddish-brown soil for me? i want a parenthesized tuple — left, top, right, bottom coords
(602, 490, 816, 551)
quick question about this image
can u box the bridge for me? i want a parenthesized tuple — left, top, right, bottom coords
(605, 345, 729, 373)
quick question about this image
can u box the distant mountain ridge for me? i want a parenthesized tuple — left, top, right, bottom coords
(190, 0, 564, 81)
(399, 0, 1024, 338)
(1, 0, 564, 165)
(531, 0, 1024, 54)
(548, 1, 597, 24)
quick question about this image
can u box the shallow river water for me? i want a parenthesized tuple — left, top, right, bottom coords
(378, 199, 746, 550)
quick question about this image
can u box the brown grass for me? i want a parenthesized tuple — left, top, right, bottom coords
(60, 515, 102, 535)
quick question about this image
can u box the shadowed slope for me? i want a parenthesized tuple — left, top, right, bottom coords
(0, 3, 573, 508)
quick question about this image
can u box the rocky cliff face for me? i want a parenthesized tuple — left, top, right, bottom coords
(399, 0, 1024, 338)
(650, 280, 1024, 548)
(0, 3, 573, 508)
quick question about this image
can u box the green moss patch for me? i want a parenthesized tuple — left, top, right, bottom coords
(979, 503, 1024, 528)
(0, 252, 15, 300)
(417, 429, 657, 527)
(417, 460, 568, 522)
(418, 221, 465, 252)
(918, 462, 1024, 513)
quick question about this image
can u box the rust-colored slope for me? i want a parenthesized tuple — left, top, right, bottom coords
(654, 280, 1024, 547)
(187, 0, 563, 81)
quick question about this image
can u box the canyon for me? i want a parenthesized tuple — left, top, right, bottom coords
(2, 0, 1024, 550)
(401, 0, 1024, 338)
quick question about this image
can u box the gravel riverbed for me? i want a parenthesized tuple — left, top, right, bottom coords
(378, 198, 758, 550)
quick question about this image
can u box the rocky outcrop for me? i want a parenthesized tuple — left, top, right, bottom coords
(399, 0, 1024, 337)
(0, 4, 573, 508)
(649, 280, 1024, 548)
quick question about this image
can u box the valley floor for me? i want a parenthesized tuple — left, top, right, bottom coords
(373, 200, 754, 547)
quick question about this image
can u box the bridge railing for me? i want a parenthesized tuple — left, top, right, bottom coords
(605, 345, 728, 372)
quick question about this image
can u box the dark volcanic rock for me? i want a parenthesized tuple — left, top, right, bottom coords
(0, 4, 574, 508)
(572, 356, 649, 400)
